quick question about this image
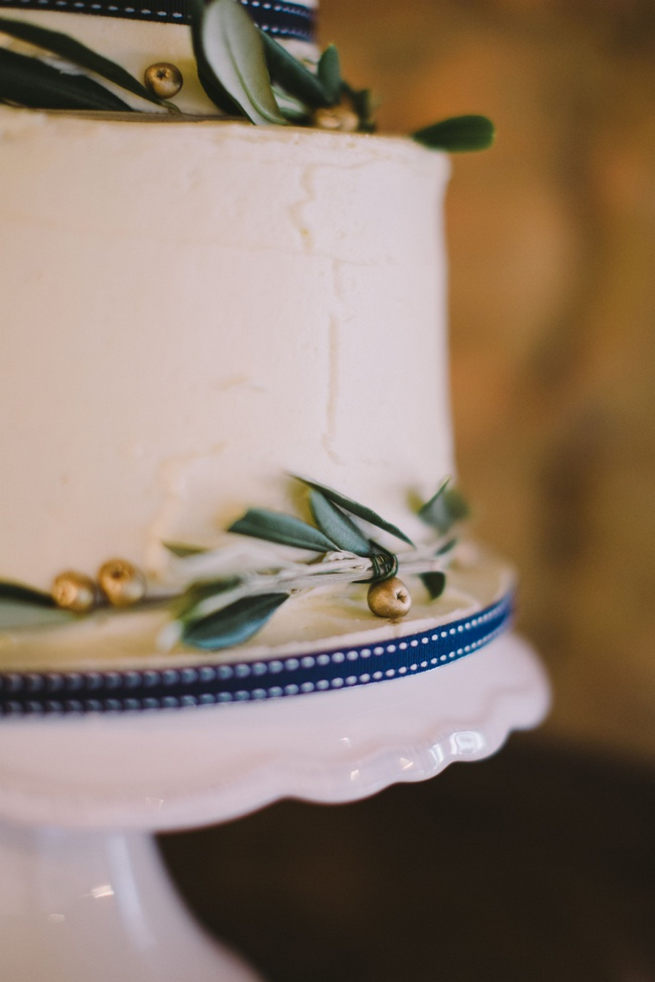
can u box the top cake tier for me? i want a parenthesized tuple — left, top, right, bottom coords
(1, 111, 453, 592)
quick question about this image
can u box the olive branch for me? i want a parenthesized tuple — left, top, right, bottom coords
(0, 2, 494, 150)
(0, 475, 469, 652)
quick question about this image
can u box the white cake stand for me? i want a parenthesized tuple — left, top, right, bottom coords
(0, 632, 548, 981)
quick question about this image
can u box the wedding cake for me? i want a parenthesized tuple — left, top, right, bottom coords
(0, 0, 513, 711)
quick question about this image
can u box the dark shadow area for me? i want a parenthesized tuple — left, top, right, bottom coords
(159, 736, 654, 981)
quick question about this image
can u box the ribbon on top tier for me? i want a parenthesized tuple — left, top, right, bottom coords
(0, 0, 317, 40)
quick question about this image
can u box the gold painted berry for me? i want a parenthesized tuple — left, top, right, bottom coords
(144, 62, 183, 99)
(52, 570, 97, 614)
(367, 577, 412, 619)
(98, 558, 146, 607)
(312, 105, 359, 132)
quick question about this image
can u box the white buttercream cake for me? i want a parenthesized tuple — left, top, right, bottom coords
(0, 3, 513, 681)
(2, 113, 452, 589)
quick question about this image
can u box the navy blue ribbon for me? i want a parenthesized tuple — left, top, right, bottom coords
(0, 591, 513, 716)
(0, 0, 316, 40)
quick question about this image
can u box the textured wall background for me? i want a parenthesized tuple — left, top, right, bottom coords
(321, 0, 655, 759)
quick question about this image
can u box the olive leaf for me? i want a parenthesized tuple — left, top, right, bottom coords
(261, 31, 329, 109)
(190, 0, 254, 117)
(417, 477, 449, 526)
(0, 580, 74, 630)
(341, 81, 375, 132)
(191, 0, 286, 125)
(317, 44, 341, 105)
(0, 47, 132, 111)
(309, 490, 372, 556)
(175, 576, 242, 621)
(0, 580, 56, 607)
(182, 591, 288, 650)
(190, 0, 242, 117)
(419, 481, 470, 533)
(272, 86, 311, 124)
(419, 571, 446, 600)
(229, 508, 337, 552)
(412, 114, 495, 152)
(0, 15, 164, 107)
(163, 542, 209, 558)
(293, 476, 413, 546)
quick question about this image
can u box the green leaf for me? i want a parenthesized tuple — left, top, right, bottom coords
(189, 0, 243, 115)
(261, 31, 329, 109)
(419, 481, 470, 533)
(274, 88, 311, 124)
(417, 477, 449, 524)
(163, 541, 209, 558)
(229, 508, 337, 552)
(309, 490, 372, 556)
(192, 0, 287, 125)
(175, 576, 242, 620)
(317, 44, 341, 104)
(419, 571, 446, 600)
(341, 81, 375, 132)
(0, 580, 56, 607)
(0, 603, 75, 630)
(182, 592, 288, 650)
(293, 476, 413, 546)
(0, 47, 132, 111)
(436, 536, 458, 556)
(0, 580, 74, 630)
(412, 114, 495, 152)
(0, 15, 164, 107)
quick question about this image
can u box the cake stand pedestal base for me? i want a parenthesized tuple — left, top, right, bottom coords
(0, 633, 549, 980)
(0, 821, 262, 982)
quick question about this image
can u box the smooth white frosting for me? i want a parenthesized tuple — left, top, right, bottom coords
(1, 110, 453, 592)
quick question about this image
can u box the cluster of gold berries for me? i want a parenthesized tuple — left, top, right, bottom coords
(51, 560, 146, 614)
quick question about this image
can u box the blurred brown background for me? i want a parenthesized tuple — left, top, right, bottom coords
(321, 0, 655, 761)
(161, 4, 654, 979)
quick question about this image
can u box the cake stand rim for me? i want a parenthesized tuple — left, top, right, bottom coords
(0, 633, 550, 831)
